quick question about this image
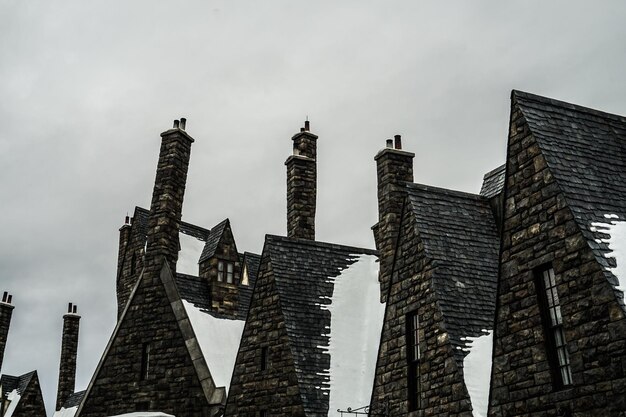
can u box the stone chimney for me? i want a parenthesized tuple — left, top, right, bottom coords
(144, 119, 194, 276)
(372, 135, 414, 302)
(285, 120, 317, 240)
(56, 302, 80, 411)
(0, 292, 14, 373)
(117, 215, 132, 279)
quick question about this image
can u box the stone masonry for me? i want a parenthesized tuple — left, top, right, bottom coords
(370, 201, 474, 417)
(56, 303, 80, 411)
(372, 138, 414, 303)
(489, 97, 626, 416)
(224, 255, 307, 417)
(286, 121, 317, 241)
(0, 292, 14, 373)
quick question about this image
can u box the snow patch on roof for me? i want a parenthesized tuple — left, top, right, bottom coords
(4, 389, 21, 417)
(53, 406, 78, 417)
(182, 300, 245, 392)
(461, 330, 493, 417)
(178, 232, 205, 275)
(591, 216, 626, 297)
(106, 413, 174, 417)
(319, 254, 384, 413)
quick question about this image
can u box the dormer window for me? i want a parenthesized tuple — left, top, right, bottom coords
(217, 260, 235, 284)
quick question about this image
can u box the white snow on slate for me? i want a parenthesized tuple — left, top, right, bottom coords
(461, 330, 493, 417)
(4, 389, 21, 417)
(591, 214, 626, 297)
(106, 413, 174, 417)
(182, 300, 245, 392)
(319, 254, 384, 413)
(177, 232, 205, 275)
(53, 406, 78, 417)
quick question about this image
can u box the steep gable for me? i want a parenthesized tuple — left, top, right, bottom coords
(1, 371, 46, 417)
(226, 235, 381, 417)
(405, 183, 500, 361)
(513, 90, 626, 306)
(76, 261, 222, 417)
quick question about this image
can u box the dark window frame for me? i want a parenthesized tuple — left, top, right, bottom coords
(534, 265, 573, 389)
(406, 310, 421, 411)
(260, 346, 269, 371)
(140, 342, 151, 381)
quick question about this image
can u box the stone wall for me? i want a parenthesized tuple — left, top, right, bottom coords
(56, 309, 80, 411)
(286, 128, 317, 241)
(372, 146, 414, 303)
(489, 102, 626, 416)
(225, 257, 306, 417)
(13, 372, 47, 417)
(0, 296, 14, 372)
(116, 209, 148, 319)
(370, 203, 473, 417)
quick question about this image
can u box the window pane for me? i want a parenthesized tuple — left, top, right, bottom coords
(218, 261, 224, 271)
(217, 271, 224, 282)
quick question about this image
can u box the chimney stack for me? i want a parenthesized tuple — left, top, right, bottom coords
(285, 120, 318, 240)
(56, 303, 80, 411)
(143, 119, 195, 275)
(372, 136, 414, 302)
(0, 292, 14, 374)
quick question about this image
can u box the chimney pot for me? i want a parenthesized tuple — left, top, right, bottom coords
(386, 139, 393, 148)
(180, 118, 187, 130)
(304, 120, 310, 131)
(7, 295, 11, 304)
(300, 127, 305, 132)
(394, 135, 402, 150)
(68, 303, 72, 313)
(173, 120, 180, 129)
(73, 305, 77, 314)
(124, 215, 130, 225)
(2, 292, 7, 303)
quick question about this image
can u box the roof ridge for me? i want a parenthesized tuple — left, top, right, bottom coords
(512, 90, 626, 123)
(264, 234, 377, 256)
(405, 182, 486, 201)
(482, 164, 505, 180)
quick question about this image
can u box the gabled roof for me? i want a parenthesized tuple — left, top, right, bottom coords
(199, 219, 230, 263)
(1, 371, 43, 417)
(404, 183, 500, 365)
(263, 235, 382, 416)
(513, 90, 626, 304)
(239, 252, 261, 319)
(480, 164, 505, 198)
(1, 371, 35, 400)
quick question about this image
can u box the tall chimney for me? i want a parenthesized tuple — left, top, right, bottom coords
(372, 136, 414, 302)
(143, 119, 194, 276)
(56, 303, 80, 411)
(285, 120, 317, 240)
(0, 292, 14, 374)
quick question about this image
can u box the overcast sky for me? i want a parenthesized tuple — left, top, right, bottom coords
(1, 1, 625, 414)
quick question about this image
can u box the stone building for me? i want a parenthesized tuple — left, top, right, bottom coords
(489, 91, 626, 416)
(369, 139, 501, 417)
(225, 123, 384, 417)
(65, 120, 258, 417)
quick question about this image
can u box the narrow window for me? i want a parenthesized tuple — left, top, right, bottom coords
(217, 261, 224, 282)
(406, 311, 421, 411)
(227, 262, 234, 284)
(260, 346, 269, 371)
(536, 266, 573, 388)
(140, 343, 150, 380)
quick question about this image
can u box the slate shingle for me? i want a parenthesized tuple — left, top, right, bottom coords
(264, 235, 378, 417)
(514, 90, 626, 305)
(405, 183, 500, 366)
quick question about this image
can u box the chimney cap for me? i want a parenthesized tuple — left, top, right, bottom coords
(1, 291, 12, 305)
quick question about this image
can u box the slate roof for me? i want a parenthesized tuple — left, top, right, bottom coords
(63, 390, 85, 408)
(405, 183, 500, 366)
(513, 90, 626, 304)
(199, 219, 229, 263)
(0, 371, 36, 410)
(263, 235, 378, 417)
(480, 164, 506, 198)
(133, 206, 211, 242)
(239, 252, 261, 319)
